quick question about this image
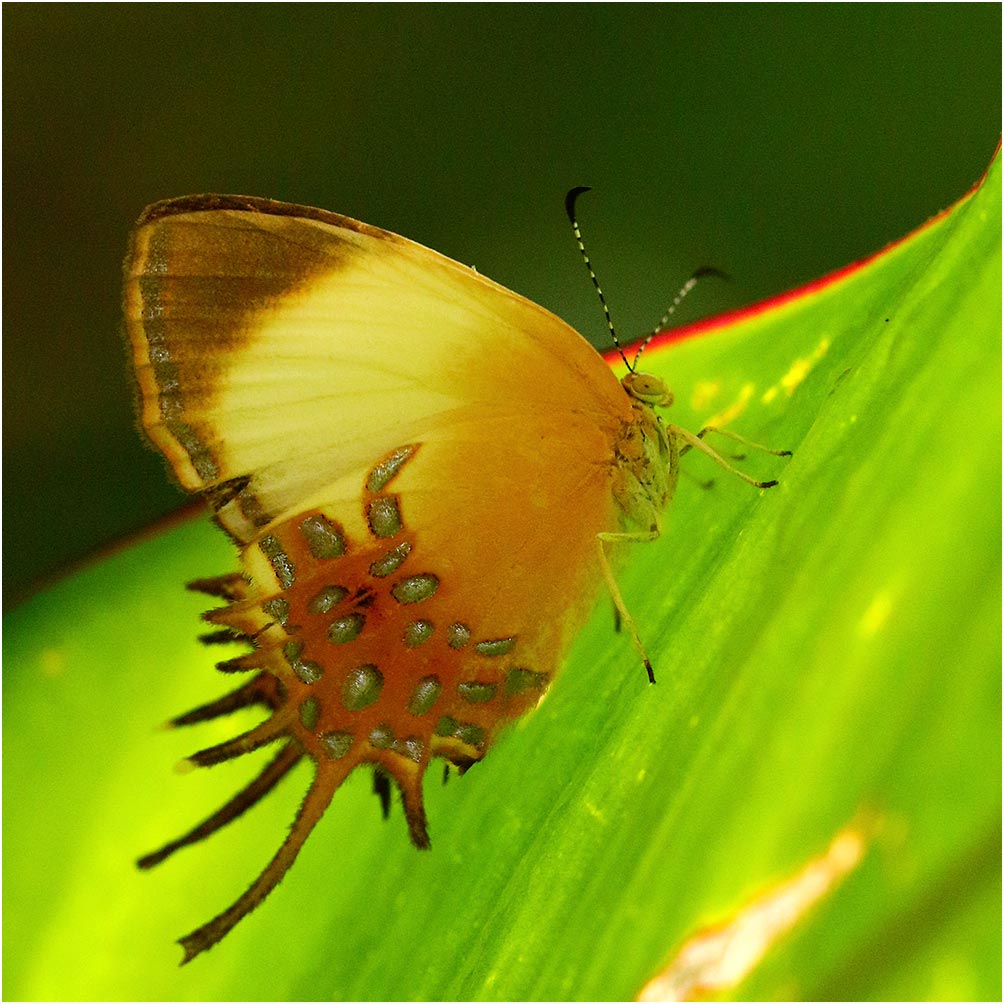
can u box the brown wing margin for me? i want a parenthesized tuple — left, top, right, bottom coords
(135, 193, 406, 245)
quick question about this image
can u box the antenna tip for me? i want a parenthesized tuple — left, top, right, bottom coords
(692, 265, 730, 281)
(564, 186, 592, 223)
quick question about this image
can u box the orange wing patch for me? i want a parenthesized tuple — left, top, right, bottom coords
(147, 443, 557, 961)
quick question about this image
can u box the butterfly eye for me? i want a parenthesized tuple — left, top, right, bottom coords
(622, 371, 673, 407)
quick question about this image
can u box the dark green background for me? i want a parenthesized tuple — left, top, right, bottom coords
(4, 4, 1000, 605)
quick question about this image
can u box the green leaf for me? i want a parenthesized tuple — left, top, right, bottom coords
(4, 154, 999, 1001)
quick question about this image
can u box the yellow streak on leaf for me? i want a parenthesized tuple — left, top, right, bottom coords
(858, 590, 895, 638)
(689, 380, 721, 412)
(702, 382, 755, 430)
(761, 337, 831, 403)
(636, 824, 866, 1002)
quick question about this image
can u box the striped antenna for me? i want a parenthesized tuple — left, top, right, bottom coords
(632, 266, 727, 370)
(565, 187, 633, 371)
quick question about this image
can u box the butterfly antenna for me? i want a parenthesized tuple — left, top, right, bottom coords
(632, 266, 729, 370)
(565, 187, 633, 371)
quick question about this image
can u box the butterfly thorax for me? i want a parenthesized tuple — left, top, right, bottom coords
(611, 372, 679, 536)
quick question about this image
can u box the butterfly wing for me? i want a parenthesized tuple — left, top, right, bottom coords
(125, 192, 639, 765)
(125, 195, 641, 960)
(125, 195, 632, 539)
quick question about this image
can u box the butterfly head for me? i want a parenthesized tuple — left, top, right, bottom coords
(622, 371, 673, 409)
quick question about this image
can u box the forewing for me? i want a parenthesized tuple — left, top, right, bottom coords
(123, 195, 631, 542)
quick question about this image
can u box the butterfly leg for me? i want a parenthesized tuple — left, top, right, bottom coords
(692, 425, 792, 459)
(595, 532, 658, 684)
(670, 426, 786, 489)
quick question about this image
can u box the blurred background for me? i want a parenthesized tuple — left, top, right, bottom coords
(3, 4, 1000, 606)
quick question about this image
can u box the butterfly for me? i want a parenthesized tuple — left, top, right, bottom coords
(123, 192, 787, 963)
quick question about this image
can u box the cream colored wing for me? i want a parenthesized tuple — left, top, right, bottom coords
(123, 195, 633, 543)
